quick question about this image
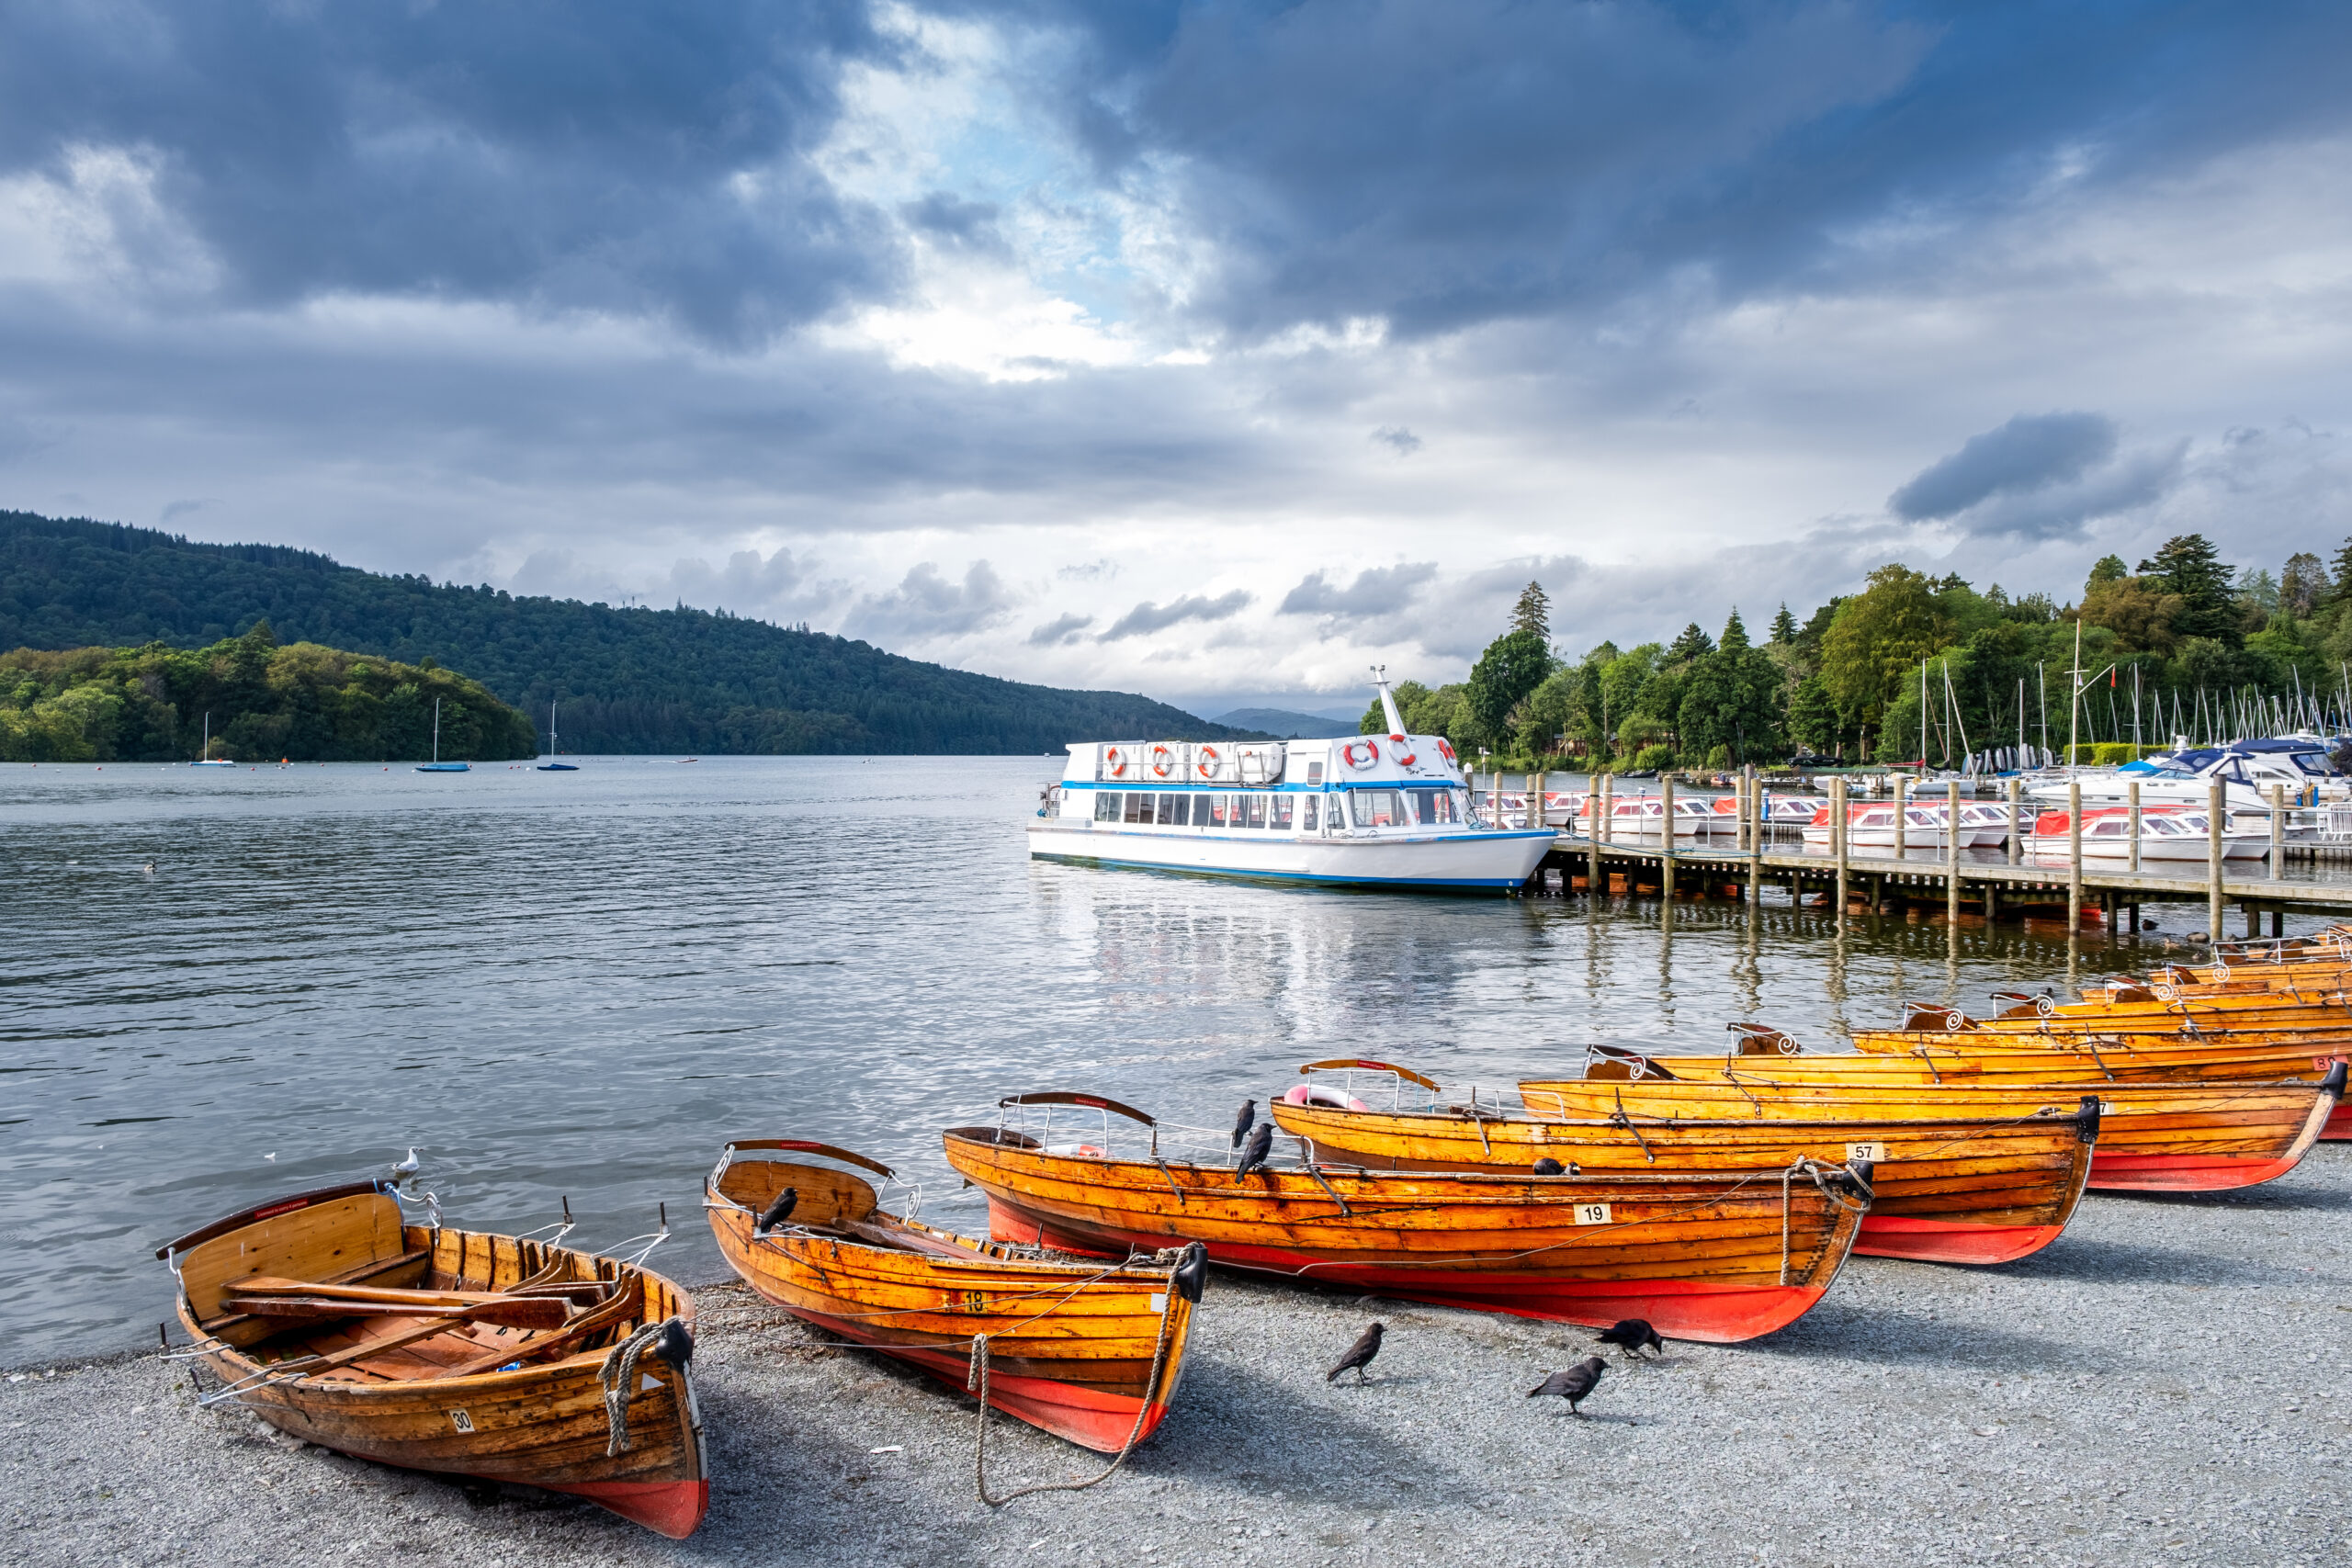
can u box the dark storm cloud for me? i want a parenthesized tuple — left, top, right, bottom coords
(984, 1, 2352, 338)
(1100, 590, 1250, 640)
(847, 560, 1017, 641)
(1889, 412, 2120, 521)
(0, 0, 899, 343)
(1278, 562, 1436, 622)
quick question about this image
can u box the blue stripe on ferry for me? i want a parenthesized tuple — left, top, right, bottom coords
(1028, 852, 1532, 888)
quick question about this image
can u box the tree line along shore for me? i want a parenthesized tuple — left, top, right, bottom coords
(1369, 533, 2351, 772)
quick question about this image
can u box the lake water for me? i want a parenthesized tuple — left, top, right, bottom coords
(0, 756, 2232, 1363)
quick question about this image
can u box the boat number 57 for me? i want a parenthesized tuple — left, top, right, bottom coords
(1572, 1202, 1611, 1226)
(1845, 1142, 1887, 1163)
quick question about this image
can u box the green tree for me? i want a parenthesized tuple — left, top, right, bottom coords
(1677, 610, 1784, 763)
(2281, 552, 2325, 615)
(1768, 604, 1798, 645)
(1510, 581, 1550, 640)
(2138, 534, 2239, 646)
(1464, 628, 1555, 746)
(2086, 555, 2129, 589)
(1820, 565, 1947, 741)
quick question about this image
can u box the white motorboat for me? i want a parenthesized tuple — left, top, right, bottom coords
(1027, 678, 1555, 891)
(1799, 802, 1951, 851)
(2019, 806, 2269, 863)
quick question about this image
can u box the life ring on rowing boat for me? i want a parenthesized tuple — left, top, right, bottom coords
(1104, 746, 1129, 779)
(1338, 739, 1380, 772)
(1194, 745, 1222, 780)
(1043, 1143, 1108, 1158)
(1281, 1083, 1371, 1112)
(1436, 738, 1456, 767)
(1150, 743, 1177, 779)
(1388, 733, 1417, 768)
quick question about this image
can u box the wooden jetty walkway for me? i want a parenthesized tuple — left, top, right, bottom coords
(1495, 772, 2352, 937)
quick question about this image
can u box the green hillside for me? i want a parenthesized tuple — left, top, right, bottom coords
(0, 512, 1251, 754)
(2, 626, 536, 762)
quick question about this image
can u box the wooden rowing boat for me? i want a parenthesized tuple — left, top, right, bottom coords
(940, 1092, 1871, 1345)
(1513, 1048, 2346, 1193)
(705, 1138, 1202, 1454)
(160, 1181, 707, 1538)
(1264, 1065, 2096, 1267)
(1888, 996, 2352, 1042)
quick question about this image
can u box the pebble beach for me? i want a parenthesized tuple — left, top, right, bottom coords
(6, 1147, 2346, 1568)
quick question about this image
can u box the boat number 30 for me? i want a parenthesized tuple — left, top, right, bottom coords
(1845, 1141, 1887, 1163)
(1571, 1202, 1611, 1226)
(447, 1409, 476, 1434)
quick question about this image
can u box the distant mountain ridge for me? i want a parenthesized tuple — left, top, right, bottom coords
(1215, 706, 1363, 738)
(0, 511, 1261, 755)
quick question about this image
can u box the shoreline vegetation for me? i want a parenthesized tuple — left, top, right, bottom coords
(0, 622, 536, 762)
(0, 511, 1259, 755)
(1369, 536, 2352, 773)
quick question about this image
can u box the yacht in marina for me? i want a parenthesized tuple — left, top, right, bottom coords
(1027, 678, 1555, 890)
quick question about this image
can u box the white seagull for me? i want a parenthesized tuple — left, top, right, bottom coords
(391, 1147, 421, 1179)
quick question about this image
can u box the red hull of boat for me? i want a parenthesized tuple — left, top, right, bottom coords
(985, 1201, 1829, 1345)
(546, 1479, 709, 1540)
(1853, 1214, 2064, 1266)
(788, 1305, 1168, 1454)
(2086, 1151, 2310, 1192)
(2325, 1103, 2351, 1141)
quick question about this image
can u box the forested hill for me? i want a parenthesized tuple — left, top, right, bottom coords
(0, 512, 1250, 754)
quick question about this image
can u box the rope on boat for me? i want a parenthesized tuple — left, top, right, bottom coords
(1779, 1157, 1871, 1287)
(598, 1316, 684, 1458)
(967, 1285, 1177, 1508)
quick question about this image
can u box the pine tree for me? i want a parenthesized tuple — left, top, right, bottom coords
(1769, 604, 1798, 645)
(2327, 538, 2352, 606)
(1510, 581, 1550, 640)
(1667, 622, 1714, 663)
(1719, 609, 1749, 652)
(2137, 534, 2237, 644)
(2086, 555, 2129, 589)
(2281, 551, 2324, 615)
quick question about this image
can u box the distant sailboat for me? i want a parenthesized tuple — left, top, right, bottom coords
(415, 697, 470, 773)
(191, 712, 234, 767)
(537, 700, 578, 771)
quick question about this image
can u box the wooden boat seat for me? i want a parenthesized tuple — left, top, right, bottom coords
(199, 1247, 434, 1341)
(833, 1217, 988, 1262)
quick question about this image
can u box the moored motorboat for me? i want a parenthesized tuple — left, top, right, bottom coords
(1514, 1040, 2345, 1194)
(1265, 1062, 2098, 1266)
(2018, 806, 2267, 862)
(1800, 801, 1951, 851)
(705, 1138, 1202, 1454)
(159, 1180, 707, 1538)
(941, 1093, 1871, 1344)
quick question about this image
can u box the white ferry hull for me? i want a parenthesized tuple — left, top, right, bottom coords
(1026, 823, 1555, 889)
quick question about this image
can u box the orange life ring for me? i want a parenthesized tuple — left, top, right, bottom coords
(1044, 1143, 1108, 1158)
(1436, 738, 1456, 766)
(1194, 745, 1222, 779)
(1388, 732, 1417, 767)
(1339, 739, 1380, 771)
(1150, 743, 1176, 779)
(1104, 745, 1128, 779)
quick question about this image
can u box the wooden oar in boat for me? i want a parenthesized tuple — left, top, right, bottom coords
(706, 1138, 1200, 1454)
(942, 1094, 1873, 1345)
(1512, 1042, 2346, 1193)
(1262, 1065, 2094, 1267)
(159, 1180, 707, 1539)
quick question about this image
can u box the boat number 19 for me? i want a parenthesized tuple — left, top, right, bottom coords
(1846, 1142, 1887, 1163)
(1572, 1202, 1611, 1226)
(447, 1410, 475, 1434)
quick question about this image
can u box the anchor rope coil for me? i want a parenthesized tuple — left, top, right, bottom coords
(598, 1315, 684, 1458)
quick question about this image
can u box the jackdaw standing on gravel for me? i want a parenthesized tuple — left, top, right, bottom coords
(1595, 1318, 1664, 1359)
(1232, 1099, 1257, 1148)
(1529, 1357, 1607, 1415)
(1234, 1122, 1274, 1179)
(1328, 1322, 1385, 1383)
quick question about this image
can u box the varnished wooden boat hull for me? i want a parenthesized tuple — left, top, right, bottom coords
(706, 1153, 1195, 1455)
(941, 1134, 1868, 1344)
(1512, 1077, 2341, 1193)
(1267, 1101, 2094, 1266)
(164, 1189, 707, 1539)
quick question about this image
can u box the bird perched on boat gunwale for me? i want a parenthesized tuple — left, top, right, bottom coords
(1328, 1322, 1384, 1383)
(1233, 1121, 1274, 1179)
(1595, 1318, 1664, 1359)
(1232, 1099, 1257, 1149)
(1530, 1357, 1607, 1415)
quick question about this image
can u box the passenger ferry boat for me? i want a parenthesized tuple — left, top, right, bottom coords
(1028, 680, 1555, 890)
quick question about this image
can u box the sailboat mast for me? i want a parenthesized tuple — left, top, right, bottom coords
(432, 697, 441, 764)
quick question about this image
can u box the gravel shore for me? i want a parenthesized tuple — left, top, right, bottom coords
(7, 1149, 2348, 1568)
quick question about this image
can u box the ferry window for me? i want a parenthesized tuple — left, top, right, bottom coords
(1307, 761, 1325, 784)
(1158, 793, 1183, 825)
(1302, 796, 1319, 831)
(1408, 788, 1455, 826)
(1094, 792, 1120, 821)
(1124, 793, 1153, 824)
(1206, 795, 1232, 828)
(1453, 788, 1471, 820)
(1271, 795, 1295, 830)
(1352, 789, 1403, 828)
(1243, 793, 1268, 829)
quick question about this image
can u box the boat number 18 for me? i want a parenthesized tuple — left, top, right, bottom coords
(1572, 1202, 1611, 1226)
(1846, 1142, 1887, 1163)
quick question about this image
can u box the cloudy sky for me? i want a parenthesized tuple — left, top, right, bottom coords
(3, 2, 2349, 716)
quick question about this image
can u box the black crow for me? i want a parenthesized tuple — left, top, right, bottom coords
(1232, 1099, 1257, 1149)
(756, 1187, 799, 1233)
(1529, 1357, 1607, 1415)
(1532, 1157, 1565, 1175)
(1327, 1322, 1385, 1383)
(1234, 1122, 1274, 1178)
(1595, 1318, 1663, 1359)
